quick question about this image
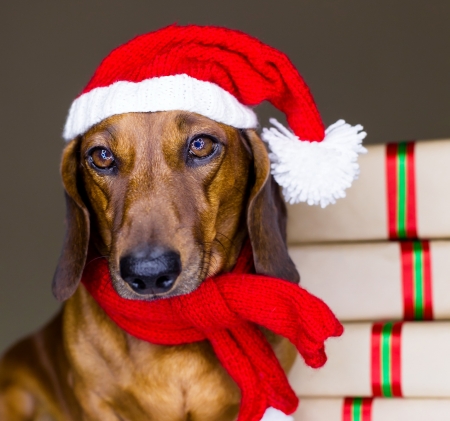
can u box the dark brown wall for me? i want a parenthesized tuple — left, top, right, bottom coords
(1, 0, 450, 353)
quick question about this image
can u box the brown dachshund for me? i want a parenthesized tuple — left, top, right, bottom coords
(0, 111, 299, 420)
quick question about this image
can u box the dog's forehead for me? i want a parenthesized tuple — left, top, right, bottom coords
(87, 111, 232, 145)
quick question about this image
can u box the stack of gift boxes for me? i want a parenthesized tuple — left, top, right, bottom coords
(286, 139, 450, 420)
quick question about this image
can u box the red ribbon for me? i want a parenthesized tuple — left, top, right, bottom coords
(81, 242, 343, 421)
(386, 142, 417, 239)
(400, 241, 433, 320)
(343, 397, 372, 421)
(371, 322, 403, 397)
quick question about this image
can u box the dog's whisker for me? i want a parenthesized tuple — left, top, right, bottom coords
(215, 232, 236, 249)
(86, 255, 110, 266)
(212, 237, 227, 252)
(230, 184, 246, 195)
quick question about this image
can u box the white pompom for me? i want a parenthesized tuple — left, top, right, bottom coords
(261, 118, 367, 208)
(260, 407, 294, 421)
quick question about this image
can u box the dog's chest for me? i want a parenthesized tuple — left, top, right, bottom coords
(64, 289, 241, 420)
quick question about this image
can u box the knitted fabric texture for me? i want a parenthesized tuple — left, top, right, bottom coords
(64, 24, 323, 142)
(81, 242, 343, 421)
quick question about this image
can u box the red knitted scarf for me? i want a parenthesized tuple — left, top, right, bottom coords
(81, 243, 343, 421)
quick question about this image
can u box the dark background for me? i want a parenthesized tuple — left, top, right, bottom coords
(1, 0, 450, 354)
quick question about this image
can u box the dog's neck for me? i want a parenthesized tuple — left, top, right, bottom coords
(60, 242, 342, 421)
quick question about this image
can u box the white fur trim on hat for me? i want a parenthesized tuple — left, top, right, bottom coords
(262, 118, 367, 208)
(260, 407, 294, 421)
(63, 74, 258, 141)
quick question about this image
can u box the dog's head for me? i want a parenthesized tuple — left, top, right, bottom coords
(53, 111, 299, 301)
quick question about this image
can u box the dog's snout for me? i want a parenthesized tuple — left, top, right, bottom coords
(120, 248, 181, 295)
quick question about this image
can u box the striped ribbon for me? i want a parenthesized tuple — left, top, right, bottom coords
(386, 142, 417, 239)
(343, 398, 373, 421)
(401, 241, 433, 320)
(371, 322, 403, 397)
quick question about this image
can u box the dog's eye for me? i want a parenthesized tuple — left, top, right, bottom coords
(188, 136, 216, 158)
(89, 147, 116, 170)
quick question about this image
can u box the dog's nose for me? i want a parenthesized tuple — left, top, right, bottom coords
(120, 249, 181, 295)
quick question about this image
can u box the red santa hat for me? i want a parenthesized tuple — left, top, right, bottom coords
(63, 24, 366, 208)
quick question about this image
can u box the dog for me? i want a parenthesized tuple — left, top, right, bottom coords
(0, 110, 300, 420)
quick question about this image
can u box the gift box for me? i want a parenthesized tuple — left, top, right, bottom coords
(288, 322, 450, 397)
(293, 398, 450, 421)
(286, 139, 450, 243)
(288, 240, 450, 321)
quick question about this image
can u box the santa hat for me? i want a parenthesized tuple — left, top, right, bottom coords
(63, 24, 366, 207)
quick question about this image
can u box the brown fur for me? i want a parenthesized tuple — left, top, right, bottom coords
(0, 111, 299, 420)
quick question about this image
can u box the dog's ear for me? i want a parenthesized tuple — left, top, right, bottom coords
(242, 129, 300, 284)
(52, 138, 90, 301)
